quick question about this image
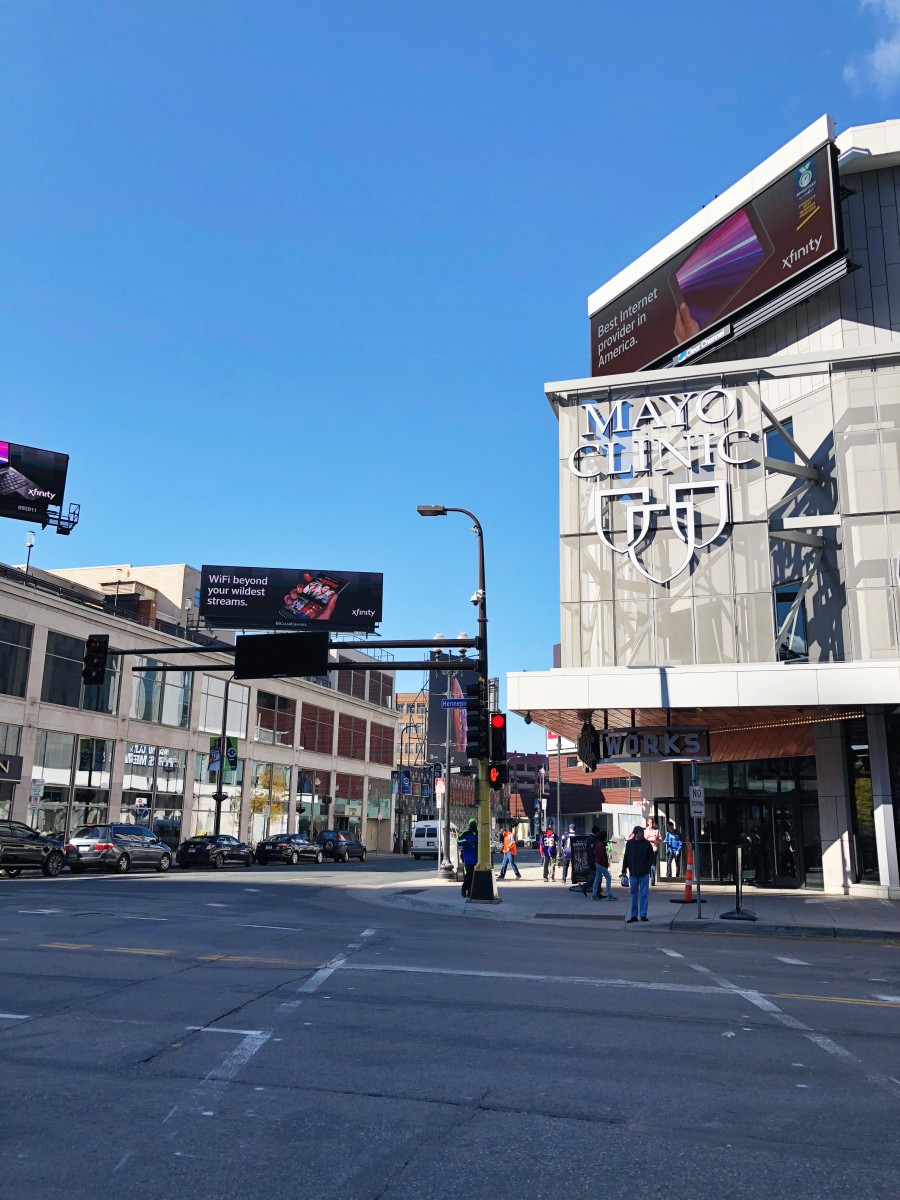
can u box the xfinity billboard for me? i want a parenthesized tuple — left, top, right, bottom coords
(0, 440, 69, 524)
(200, 565, 383, 633)
(589, 144, 841, 376)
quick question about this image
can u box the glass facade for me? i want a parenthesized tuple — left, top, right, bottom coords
(120, 743, 187, 849)
(192, 752, 245, 838)
(199, 675, 248, 738)
(0, 617, 32, 698)
(846, 719, 878, 883)
(670, 756, 821, 889)
(31, 730, 114, 837)
(130, 659, 191, 727)
(0, 722, 22, 819)
(42, 631, 119, 713)
(249, 762, 291, 842)
(255, 691, 295, 746)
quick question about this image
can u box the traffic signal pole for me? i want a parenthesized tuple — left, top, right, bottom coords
(466, 512, 499, 905)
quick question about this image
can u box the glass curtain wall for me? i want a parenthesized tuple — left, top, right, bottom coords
(32, 731, 114, 837)
(121, 743, 188, 849)
(249, 762, 291, 842)
(192, 752, 244, 838)
(0, 723, 22, 819)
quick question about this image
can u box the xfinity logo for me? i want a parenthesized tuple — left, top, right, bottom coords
(783, 236, 822, 271)
(28, 487, 55, 499)
(352, 608, 375, 617)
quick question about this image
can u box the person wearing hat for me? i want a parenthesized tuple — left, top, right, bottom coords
(457, 818, 479, 899)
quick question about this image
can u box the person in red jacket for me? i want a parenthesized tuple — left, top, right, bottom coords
(496, 827, 521, 880)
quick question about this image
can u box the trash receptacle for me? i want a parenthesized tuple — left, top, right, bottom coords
(401, 837, 409, 855)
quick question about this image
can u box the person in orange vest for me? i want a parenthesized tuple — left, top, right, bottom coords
(496, 826, 521, 880)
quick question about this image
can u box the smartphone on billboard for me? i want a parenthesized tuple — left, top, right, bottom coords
(670, 204, 773, 331)
(281, 572, 348, 623)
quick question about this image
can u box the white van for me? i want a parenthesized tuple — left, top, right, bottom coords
(411, 821, 458, 862)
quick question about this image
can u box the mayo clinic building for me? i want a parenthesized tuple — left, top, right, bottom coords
(509, 116, 900, 898)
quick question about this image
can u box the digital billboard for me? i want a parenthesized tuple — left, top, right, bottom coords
(427, 658, 479, 769)
(590, 145, 841, 376)
(0, 440, 69, 524)
(200, 565, 383, 633)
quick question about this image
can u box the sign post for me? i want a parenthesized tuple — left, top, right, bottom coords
(689, 781, 706, 919)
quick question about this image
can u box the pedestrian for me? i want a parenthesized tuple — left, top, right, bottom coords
(621, 825, 655, 923)
(540, 824, 557, 881)
(561, 823, 576, 883)
(644, 817, 662, 885)
(457, 818, 478, 898)
(496, 826, 522, 880)
(589, 825, 616, 901)
(663, 820, 682, 878)
(392, 830, 400, 855)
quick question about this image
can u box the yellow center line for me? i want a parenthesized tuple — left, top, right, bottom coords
(104, 947, 173, 957)
(38, 943, 312, 968)
(768, 992, 900, 1009)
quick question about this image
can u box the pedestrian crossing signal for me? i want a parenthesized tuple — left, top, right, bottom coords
(488, 711, 508, 790)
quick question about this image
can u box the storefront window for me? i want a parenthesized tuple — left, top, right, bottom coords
(0, 617, 32, 698)
(31, 730, 112, 837)
(120, 743, 187, 849)
(0, 723, 21, 815)
(846, 720, 879, 883)
(249, 762, 291, 842)
(192, 752, 244, 838)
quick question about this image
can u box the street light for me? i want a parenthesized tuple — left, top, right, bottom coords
(417, 504, 498, 904)
(24, 531, 35, 579)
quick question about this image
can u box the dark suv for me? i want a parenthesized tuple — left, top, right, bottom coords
(315, 830, 367, 863)
(0, 820, 66, 877)
(66, 824, 173, 874)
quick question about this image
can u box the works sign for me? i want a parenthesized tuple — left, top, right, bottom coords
(601, 728, 709, 763)
(568, 387, 758, 584)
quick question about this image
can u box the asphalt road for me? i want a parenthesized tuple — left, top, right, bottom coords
(2, 854, 899, 1200)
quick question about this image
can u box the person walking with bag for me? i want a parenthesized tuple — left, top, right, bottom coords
(496, 826, 521, 880)
(621, 825, 655, 923)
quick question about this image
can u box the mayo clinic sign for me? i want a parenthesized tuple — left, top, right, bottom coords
(567, 387, 759, 585)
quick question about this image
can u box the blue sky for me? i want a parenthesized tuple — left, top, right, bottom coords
(2, 0, 898, 751)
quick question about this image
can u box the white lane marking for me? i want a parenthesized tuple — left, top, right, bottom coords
(686, 962, 897, 1094)
(201, 1030, 271, 1088)
(340, 963, 727, 997)
(162, 1106, 178, 1124)
(0, 1013, 29, 1020)
(185, 1026, 265, 1036)
(776, 956, 810, 966)
(115, 915, 168, 921)
(298, 928, 376, 994)
(659, 949, 683, 958)
(872, 993, 900, 1003)
(17, 909, 60, 914)
(112, 1152, 132, 1174)
(239, 924, 295, 931)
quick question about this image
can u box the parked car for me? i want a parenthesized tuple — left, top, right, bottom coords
(255, 833, 324, 865)
(0, 820, 66, 878)
(175, 834, 254, 869)
(65, 824, 173, 874)
(315, 830, 367, 863)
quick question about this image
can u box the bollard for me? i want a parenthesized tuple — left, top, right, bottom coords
(720, 845, 757, 922)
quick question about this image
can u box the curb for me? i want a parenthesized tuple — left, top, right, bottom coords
(350, 886, 900, 944)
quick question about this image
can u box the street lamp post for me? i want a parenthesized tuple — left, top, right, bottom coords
(24, 531, 35, 579)
(417, 504, 498, 904)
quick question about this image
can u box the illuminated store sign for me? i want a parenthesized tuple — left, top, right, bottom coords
(568, 387, 758, 585)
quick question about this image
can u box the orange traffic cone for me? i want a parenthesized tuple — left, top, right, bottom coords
(682, 843, 694, 903)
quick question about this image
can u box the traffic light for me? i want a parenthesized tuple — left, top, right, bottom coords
(488, 711, 509, 791)
(464, 679, 488, 760)
(82, 634, 109, 686)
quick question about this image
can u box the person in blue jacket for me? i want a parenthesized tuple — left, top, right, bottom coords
(457, 818, 478, 898)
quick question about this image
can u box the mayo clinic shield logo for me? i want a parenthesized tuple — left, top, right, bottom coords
(592, 481, 729, 584)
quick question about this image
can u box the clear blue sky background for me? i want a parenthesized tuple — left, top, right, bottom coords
(2, 0, 898, 751)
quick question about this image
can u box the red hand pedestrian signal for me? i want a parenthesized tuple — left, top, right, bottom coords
(488, 712, 508, 790)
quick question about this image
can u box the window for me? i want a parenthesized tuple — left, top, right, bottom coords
(774, 585, 809, 661)
(335, 771, 364, 801)
(199, 675, 248, 737)
(42, 631, 119, 714)
(337, 714, 367, 760)
(369, 722, 395, 766)
(0, 723, 21, 755)
(765, 419, 795, 468)
(0, 618, 32, 698)
(337, 657, 366, 700)
(369, 671, 393, 708)
(255, 691, 296, 746)
(300, 703, 334, 754)
(130, 659, 191, 726)
(567, 756, 578, 767)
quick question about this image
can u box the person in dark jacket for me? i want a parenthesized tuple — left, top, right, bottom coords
(457, 818, 478, 898)
(589, 825, 616, 901)
(621, 825, 655, 922)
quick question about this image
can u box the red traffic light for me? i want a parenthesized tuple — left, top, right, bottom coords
(490, 713, 506, 729)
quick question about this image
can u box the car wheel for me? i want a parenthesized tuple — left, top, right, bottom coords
(290, 850, 299, 865)
(244, 855, 252, 868)
(113, 853, 130, 875)
(315, 850, 324, 864)
(324, 839, 336, 852)
(360, 849, 367, 862)
(340, 850, 349, 863)
(156, 854, 171, 873)
(212, 853, 225, 869)
(41, 850, 65, 878)
(413, 854, 421, 860)
(256, 854, 268, 865)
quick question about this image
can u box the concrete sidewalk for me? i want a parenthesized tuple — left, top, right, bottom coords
(353, 861, 900, 943)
